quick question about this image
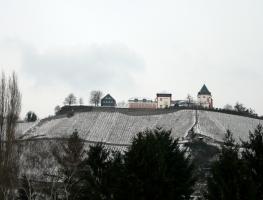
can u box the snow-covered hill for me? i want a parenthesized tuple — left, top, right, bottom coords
(20, 110, 263, 144)
(16, 121, 38, 137)
(16, 109, 263, 180)
(197, 111, 262, 142)
(23, 110, 196, 145)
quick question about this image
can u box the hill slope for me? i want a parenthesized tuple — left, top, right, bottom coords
(21, 109, 263, 144)
(16, 109, 263, 180)
(23, 110, 195, 145)
(197, 110, 262, 142)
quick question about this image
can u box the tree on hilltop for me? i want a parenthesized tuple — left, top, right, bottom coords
(64, 93, 77, 106)
(89, 90, 103, 106)
(186, 94, 194, 107)
(234, 102, 247, 113)
(223, 104, 233, 110)
(79, 97, 84, 106)
(54, 105, 61, 115)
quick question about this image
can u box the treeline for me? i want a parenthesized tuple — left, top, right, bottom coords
(55, 104, 262, 120)
(14, 125, 263, 200)
(181, 105, 262, 120)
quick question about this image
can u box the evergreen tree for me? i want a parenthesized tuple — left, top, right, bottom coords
(25, 111, 37, 122)
(121, 127, 196, 200)
(77, 143, 123, 200)
(53, 129, 85, 200)
(242, 124, 263, 199)
(206, 130, 256, 200)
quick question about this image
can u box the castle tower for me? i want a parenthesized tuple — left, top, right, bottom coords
(197, 84, 213, 108)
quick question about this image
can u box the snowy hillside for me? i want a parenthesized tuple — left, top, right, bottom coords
(18, 109, 263, 145)
(16, 109, 263, 179)
(16, 121, 38, 137)
(23, 110, 196, 145)
(197, 111, 263, 142)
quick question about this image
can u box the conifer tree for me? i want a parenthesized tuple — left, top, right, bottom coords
(77, 143, 123, 200)
(25, 111, 37, 122)
(242, 124, 263, 199)
(206, 130, 256, 200)
(122, 127, 196, 200)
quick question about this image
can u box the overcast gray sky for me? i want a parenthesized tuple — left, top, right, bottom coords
(0, 0, 263, 118)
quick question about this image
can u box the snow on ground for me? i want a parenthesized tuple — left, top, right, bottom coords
(18, 139, 128, 180)
(16, 121, 38, 137)
(23, 110, 196, 145)
(17, 109, 263, 179)
(19, 110, 263, 144)
(198, 111, 263, 142)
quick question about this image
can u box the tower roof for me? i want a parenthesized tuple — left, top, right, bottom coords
(198, 84, 211, 95)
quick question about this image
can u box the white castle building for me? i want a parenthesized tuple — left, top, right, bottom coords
(197, 84, 213, 108)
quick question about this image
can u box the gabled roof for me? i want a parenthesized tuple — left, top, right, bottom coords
(101, 94, 115, 101)
(198, 84, 211, 95)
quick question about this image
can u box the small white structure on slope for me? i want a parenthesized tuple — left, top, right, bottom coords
(197, 84, 213, 108)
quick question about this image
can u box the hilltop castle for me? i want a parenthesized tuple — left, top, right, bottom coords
(103, 84, 214, 109)
(197, 84, 213, 108)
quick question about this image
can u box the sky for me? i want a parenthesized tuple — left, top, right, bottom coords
(0, 0, 263, 118)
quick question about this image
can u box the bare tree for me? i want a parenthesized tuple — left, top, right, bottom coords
(17, 174, 37, 200)
(186, 94, 193, 107)
(234, 102, 247, 113)
(63, 93, 77, 106)
(224, 104, 233, 110)
(79, 97, 84, 106)
(117, 101, 127, 108)
(89, 90, 103, 106)
(0, 71, 22, 199)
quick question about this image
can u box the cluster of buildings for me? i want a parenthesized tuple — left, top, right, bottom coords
(101, 84, 213, 109)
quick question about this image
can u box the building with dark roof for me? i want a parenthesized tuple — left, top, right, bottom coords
(198, 84, 211, 95)
(101, 94, 116, 107)
(197, 84, 213, 108)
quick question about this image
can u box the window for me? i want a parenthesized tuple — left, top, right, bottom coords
(160, 98, 162, 101)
